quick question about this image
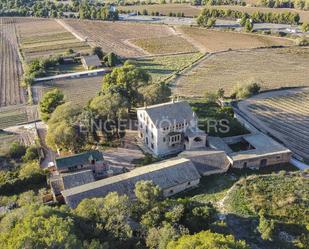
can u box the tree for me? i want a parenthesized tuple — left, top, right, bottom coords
(103, 52, 120, 67)
(8, 142, 26, 159)
(167, 230, 249, 249)
(134, 180, 162, 208)
(22, 146, 40, 162)
(244, 19, 253, 32)
(39, 89, 65, 122)
(92, 47, 104, 60)
(45, 102, 84, 152)
(258, 210, 275, 241)
(146, 224, 184, 249)
(139, 82, 171, 105)
(76, 193, 132, 240)
(102, 62, 150, 112)
(89, 92, 128, 139)
(301, 22, 309, 32)
(19, 161, 44, 179)
(0, 205, 82, 249)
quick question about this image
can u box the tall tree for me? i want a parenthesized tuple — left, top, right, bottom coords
(39, 89, 65, 122)
(102, 62, 150, 112)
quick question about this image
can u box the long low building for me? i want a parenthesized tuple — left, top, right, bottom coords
(208, 133, 292, 169)
(62, 158, 201, 208)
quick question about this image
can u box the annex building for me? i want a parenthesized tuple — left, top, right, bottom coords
(62, 158, 201, 208)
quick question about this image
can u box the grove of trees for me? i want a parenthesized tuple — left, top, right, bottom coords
(197, 7, 300, 25)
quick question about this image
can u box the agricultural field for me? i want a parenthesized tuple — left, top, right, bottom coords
(0, 18, 26, 107)
(0, 105, 38, 130)
(32, 75, 103, 106)
(238, 88, 309, 162)
(132, 52, 203, 83)
(16, 18, 90, 61)
(176, 26, 294, 53)
(130, 35, 198, 55)
(63, 19, 180, 57)
(172, 47, 309, 97)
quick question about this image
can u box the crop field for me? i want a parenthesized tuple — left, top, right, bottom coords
(0, 105, 38, 130)
(176, 27, 294, 53)
(172, 47, 309, 97)
(32, 76, 103, 106)
(63, 19, 179, 58)
(130, 35, 198, 55)
(238, 88, 309, 162)
(133, 52, 203, 83)
(0, 18, 26, 107)
(15, 18, 90, 61)
(119, 3, 200, 17)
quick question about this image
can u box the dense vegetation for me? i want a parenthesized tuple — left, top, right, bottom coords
(224, 171, 309, 248)
(0, 180, 249, 249)
(197, 7, 301, 25)
(0, 0, 118, 20)
(44, 61, 170, 153)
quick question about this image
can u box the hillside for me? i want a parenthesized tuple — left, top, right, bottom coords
(224, 171, 309, 224)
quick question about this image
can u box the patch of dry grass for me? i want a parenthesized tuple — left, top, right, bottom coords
(177, 26, 294, 52)
(172, 47, 309, 97)
(130, 35, 198, 55)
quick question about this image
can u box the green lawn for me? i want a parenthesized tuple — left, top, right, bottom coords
(132, 52, 203, 83)
(0, 107, 28, 130)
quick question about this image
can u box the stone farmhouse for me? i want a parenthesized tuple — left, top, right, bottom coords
(137, 100, 207, 157)
(47, 101, 293, 207)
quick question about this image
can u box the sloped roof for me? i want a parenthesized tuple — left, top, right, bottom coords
(55, 150, 103, 170)
(81, 55, 101, 67)
(62, 170, 95, 190)
(62, 158, 200, 208)
(137, 101, 195, 128)
(179, 150, 230, 176)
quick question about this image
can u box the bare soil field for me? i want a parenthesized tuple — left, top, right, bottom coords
(172, 47, 309, 97)
(119, 3, 200, 17)
(0, 18, 26, 107)
(63, 19, 178, 58)
(32, 76, 103, 106)
(176, 26, 294, 52)
(15, 18, 90, 61)
(130, 35, 198, 54)
(238, 88, 309, 162)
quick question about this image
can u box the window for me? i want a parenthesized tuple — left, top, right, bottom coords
(151, 132, 154, 139)
(163, 137, 166, 142)
(151, 143, 154, 149)
(187, 181, 191, 186)
(169, 189, 174, 194)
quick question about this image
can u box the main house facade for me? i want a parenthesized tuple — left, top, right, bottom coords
(137, 100, 207, 157)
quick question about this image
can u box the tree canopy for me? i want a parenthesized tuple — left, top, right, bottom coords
(39, 89, 65, 122)
(167, 230, 249, 249)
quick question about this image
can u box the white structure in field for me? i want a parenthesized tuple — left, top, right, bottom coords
(137, 100, 207, 157)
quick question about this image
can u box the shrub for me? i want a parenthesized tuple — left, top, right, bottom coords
(8, 142, 26, 160)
